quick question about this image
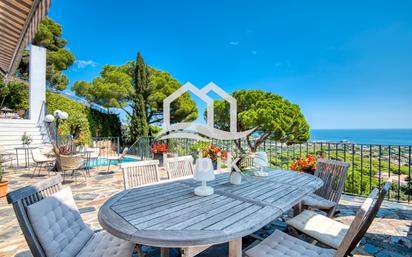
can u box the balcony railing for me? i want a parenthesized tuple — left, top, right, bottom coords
(124, 137, 411, 203)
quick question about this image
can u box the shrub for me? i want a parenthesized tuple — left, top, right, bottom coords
(46, 92, 121, 145)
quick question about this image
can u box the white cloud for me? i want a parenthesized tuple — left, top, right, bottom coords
(229, 41, 239, 46)
(76, 60, 97, 69)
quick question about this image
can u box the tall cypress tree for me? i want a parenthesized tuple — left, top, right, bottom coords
(130, 53, 149, 142)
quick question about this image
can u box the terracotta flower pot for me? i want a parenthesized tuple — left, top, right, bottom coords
(0, 180, 9, 198)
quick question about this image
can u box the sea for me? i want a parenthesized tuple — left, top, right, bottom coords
(310, 129, 412, 146)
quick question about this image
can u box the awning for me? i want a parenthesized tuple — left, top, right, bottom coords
(0, 0, 51, 78)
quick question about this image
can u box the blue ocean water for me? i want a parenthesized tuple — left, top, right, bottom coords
(310, 129, 412, 145)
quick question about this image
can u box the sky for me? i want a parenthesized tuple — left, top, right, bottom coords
(49, 0, 412, 129)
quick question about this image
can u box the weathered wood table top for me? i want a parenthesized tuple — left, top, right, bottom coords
(98, 168, 323, 249)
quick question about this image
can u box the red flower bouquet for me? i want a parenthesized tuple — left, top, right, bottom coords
(150, 143, 168, 154)
(289, 154, 319, 174)
(201, 145, 227, 161)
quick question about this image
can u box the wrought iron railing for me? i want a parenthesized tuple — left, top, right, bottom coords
(127, 137, 411, 203)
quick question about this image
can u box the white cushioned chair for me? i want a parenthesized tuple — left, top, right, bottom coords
(246, 180, 391, 257)
(7, 175, 135, 257)
(295, 159, 350, 217)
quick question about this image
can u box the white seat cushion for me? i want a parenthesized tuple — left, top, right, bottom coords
(286, 210, 349, 249)
(302, 193, 336, 209)
(245, 230, 336, 257)
(27, 187, 94, 257)
(76, 231, 134, 257)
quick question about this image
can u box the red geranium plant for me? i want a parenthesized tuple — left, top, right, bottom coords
(150, 143, 168, 154)
(289, 154, 320, 174)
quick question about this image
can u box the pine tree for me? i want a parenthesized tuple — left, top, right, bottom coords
(130, 53, 149, 142)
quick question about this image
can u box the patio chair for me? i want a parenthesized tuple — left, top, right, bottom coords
(107, 147, 129, 172)
(294, 159, 350, 217)
(6, 175, 135, 257)
(59, 154, 86, 182)
(121, 160, 160, 189)
(165, 155, 194, 179)
(31, 148, 55, 178)
(31, 148, 56, 177)
(245, 180, 391, 257)
(0, 144, 15, 168)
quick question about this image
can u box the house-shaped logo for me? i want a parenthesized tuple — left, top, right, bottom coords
(158, 82, 254, 141)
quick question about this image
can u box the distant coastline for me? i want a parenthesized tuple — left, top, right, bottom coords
(310, 129, 412, 145)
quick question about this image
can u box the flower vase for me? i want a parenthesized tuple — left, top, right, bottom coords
(212, 160, 218, 170)
(230, 172, 242, 185)
(153, 153, 164, 166)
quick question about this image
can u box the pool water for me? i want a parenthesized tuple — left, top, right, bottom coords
(88, 157, 139, 167)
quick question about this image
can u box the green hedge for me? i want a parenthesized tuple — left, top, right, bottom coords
(46, 92, 121, 145)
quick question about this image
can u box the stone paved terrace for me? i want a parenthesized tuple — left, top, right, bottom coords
(0, 166, 411, 257)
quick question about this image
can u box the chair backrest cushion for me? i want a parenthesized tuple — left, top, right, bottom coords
(32, 148, 47, 162)
(26, 187, 93, 257)
(165, 155, 194, 179)
(121, 160, 160, 189)
(40, 144, 54, 155)
(314, 159, 350, 204)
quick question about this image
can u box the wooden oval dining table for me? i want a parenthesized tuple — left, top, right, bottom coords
(98, 168, 323, 257)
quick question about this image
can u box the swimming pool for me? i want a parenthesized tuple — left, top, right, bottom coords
(88, 157, 140, 167)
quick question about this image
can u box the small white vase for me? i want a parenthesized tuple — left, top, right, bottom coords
(230, 172, 242, 185)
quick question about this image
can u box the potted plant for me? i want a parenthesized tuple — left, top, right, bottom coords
(0, 157, 8, 198)
(150, 143, 168, 166)
(228, 151, 248, 185)
(289, 154, 319, 175)
(21, 132, 32, 147)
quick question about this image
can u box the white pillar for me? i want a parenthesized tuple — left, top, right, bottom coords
(29, 45, 46, 123)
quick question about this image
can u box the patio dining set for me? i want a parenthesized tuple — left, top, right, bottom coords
(6, 153, 391, 257)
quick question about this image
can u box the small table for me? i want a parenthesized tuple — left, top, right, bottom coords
(15, 146, 37, 169)
(99, 168, 323, 257)
(74, 149, 95, 175)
